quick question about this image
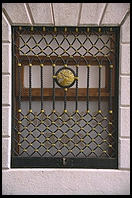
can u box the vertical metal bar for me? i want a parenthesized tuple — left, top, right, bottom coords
(109, 65, 113, 110)
(87, 65, 90, 111)
(64, 89, 67, 111)
(29, 64, 32, 110)
(40, 65, 44, 110)
(114, 27, 120, 165)
(75, 66, 78, 111)
(53, 66, 55, 110)
(98, 65, 101, 111)
(18, 66, 21, 110)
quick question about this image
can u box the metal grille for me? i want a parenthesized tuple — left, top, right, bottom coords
(11, 26, 119, 168)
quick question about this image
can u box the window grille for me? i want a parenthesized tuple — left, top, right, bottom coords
(11, 26, 119, 168)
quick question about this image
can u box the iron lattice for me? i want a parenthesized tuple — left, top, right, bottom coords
(12, 26, 119, 167)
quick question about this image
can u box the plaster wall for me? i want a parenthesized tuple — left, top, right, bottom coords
(2, 3, 130, 195)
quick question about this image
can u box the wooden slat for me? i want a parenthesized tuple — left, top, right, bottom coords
(16, 87, 114, 99)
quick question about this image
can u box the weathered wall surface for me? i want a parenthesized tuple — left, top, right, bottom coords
(2, 3, 130, 195)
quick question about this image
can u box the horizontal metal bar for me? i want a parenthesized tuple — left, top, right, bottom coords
(12, 26, 120, 33)
(11, 157, 117, 169)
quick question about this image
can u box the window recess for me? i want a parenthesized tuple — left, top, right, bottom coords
(11, 26, 119, 168)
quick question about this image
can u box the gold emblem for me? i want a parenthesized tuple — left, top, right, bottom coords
(56, 68, 75, 87)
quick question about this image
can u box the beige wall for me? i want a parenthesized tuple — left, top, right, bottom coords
(2, 3, 130, 195)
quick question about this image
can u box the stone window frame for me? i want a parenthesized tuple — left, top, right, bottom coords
(2, 3, 130, 195)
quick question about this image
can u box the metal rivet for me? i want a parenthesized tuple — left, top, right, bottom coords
(75, 28, 78, 32)
(110, 64, 113, 69)
(74, 76, 78, 80)
(18, 63, 21, 67)
(18, 132, 21, 135)
(64, 27, 67, 32)
(52, 64, 56, 67)
(87, 28, 90, 32)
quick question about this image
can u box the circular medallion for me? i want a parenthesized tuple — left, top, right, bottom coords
(55, 67, 75, 88)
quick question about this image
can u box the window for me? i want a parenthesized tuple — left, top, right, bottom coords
(11, 26, 119, 168)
